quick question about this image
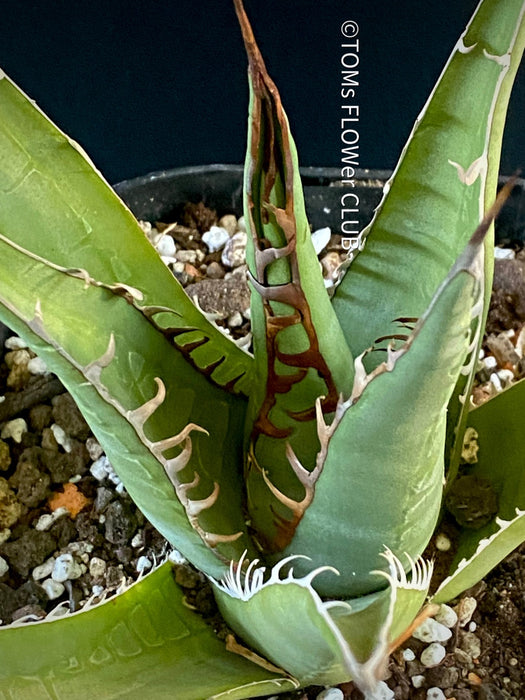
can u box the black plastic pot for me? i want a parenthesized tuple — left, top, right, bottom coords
(114, 165, 525, 245)
(113, 165, 390, 240)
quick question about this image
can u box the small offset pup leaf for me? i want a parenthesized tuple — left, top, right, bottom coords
(433, 378, 525, 603)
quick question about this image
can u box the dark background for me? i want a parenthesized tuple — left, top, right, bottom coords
(1, 1, 523, 184)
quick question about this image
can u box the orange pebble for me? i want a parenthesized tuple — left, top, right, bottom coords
(48, 482, 90, 518)
(467, 672, 482, 686)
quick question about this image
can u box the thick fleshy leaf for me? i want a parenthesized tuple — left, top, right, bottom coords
(0, 70, 253, 396)
(233, 0, 354, 554)
(213, 556, 360, 689)
(433, 510, 525, 604)
(280, 230, 485, 597)
(212, 550, 433, 698)
(445, 0, 525, 485)
(332, 0, 525, 364)
(433, 378, 525, 602)
(329, 550, 433, 666)
(0, 246, 253, 579)
(0, 562, 295, 699)
(0, 71, 257, 577)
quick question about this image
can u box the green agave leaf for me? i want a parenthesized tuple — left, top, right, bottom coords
(467, 378, 525, 516)
(332, 0, 525, 365)
(0, 70, 253, 396)
(0, 562, 295, 700)
(433, 378, 525, 602)
(233, 0, 354, 554)
(329, 550, 433, 666)
(432, 509, 525, 604)
(445, 7, 525, 487)
(0, 70, 260, 576)
(0, 242, 254, 578)
(281, 229, 485, 597)
(213, 550, 432, 698)
(213, 555, 358, 689)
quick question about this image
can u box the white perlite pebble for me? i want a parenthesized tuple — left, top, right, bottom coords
(4, 336, 27, 350)
(483, 355, 498, 370)
(131, 531, 144, 548)
(27, 356, 48, 375)
(435, 604, 458, 629)
(89, 557, 106, 579)
(42, 578, 65, 600)
(427, 689, 446, 700)
(490, 372, 502, 392)
(52, 553, 83, 582)
(156, 233, 176, 258)
(86, 438, 104, 461)
(402, 648, 415, 661)
(455, 596, 477, 626)
(435, 533, 451, 551)
(90, 455, 113, 481)
(412, 617, 452, 643)
(35, 514, 55, 532)
(421, 642, 446, 667)
(32, 558, 55, 581)
(221, 231, 247, 268)
(311, 227, 331, 254)
(136, 556, 152, 573)
(237, 215, 247, 232)
(228, 311, 244, 328)
(115, 481, 126, 495)
(1, 418, 28, 443)
(316, 689, 343, 700)
(494, 247, 515, 259)
(51, 424, 73, 453)
(202, 226, 230, 252)
(0, 556, 8, 577)
(497, 369, 515, 387)
(365, 681, 394, 700)
(91, 584, 105, 597)
(168, 549, 187, 565)
(411, 675, 425, 688)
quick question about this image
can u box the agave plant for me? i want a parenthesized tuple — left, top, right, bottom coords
(0, 0, 525, 698)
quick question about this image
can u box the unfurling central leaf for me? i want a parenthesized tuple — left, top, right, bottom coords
(233, 0, 353, 554)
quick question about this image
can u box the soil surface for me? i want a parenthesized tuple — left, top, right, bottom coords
(0, 203, 523, 699)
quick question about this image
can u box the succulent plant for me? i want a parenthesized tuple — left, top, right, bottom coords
(0, 0, 524, 698)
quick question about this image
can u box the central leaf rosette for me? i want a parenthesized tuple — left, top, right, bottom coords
(233, 0, 485, 598)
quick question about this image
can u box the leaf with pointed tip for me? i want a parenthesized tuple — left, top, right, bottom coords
(0, 562, 296, 699)
(332, 0, 525, 365)
(233, 0, 353, 554)
(433, 378, 525, 603)
(0, 71, 257, 577)
(282, 231, 485, 597)
(0, 70, 253, 394)
(443, 0, 525, 491)
(0, 248, 253, 578)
